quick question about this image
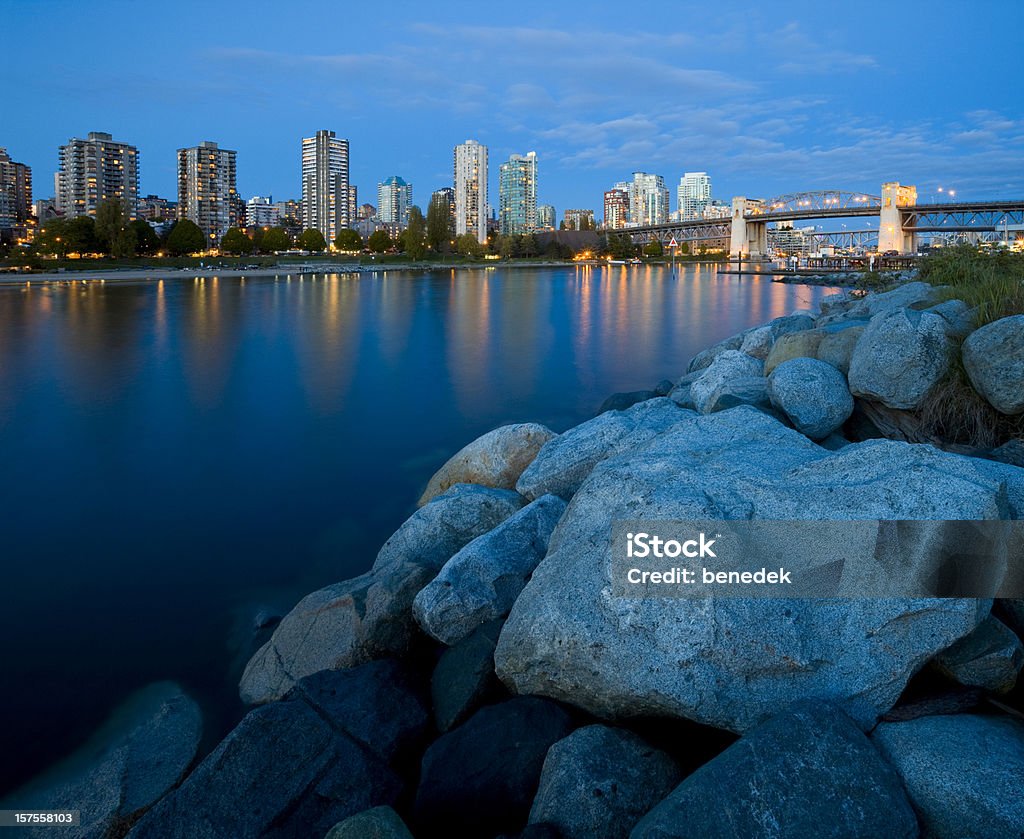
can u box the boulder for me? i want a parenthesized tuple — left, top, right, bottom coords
(431, 620, 506, 732)
(241, 485, 525, 704)
(996, 599, 1024, 638)
(768, 357, 854, 440)
(702, 375, 772, 414)
(598, 391, 657, 414)
(414, 494, 567, 645)
(872, 713, 1024, 839)
(962, 314, 1024, 415)
(418, 424, 556, 505)
(516, 399, 693, 501)
(631, 703, 918, 839)
(816, 281, 940, 326)
(848, 308, 954, 409)
(924, 298, 975, 338)
(653, 379, 675, 397)
(8, 683, 201, 839)
(763, 329, 826, 375)
(286, 659, 431, 763)
(414, 698, 575, 836)
(932, 615, 1023, 694)
(738, 313, 816, 360)
(988, 438, 1024, 467)
(686, 332, 745, 373)
(496, 408, 1000, 733)
(667, 372, 700, 410)
(325, 807, 414, 839)
(816, 323, 866, 375)
(689, 351, 764, 414)
(528, 725, 680, 839)
(128, 701, 402, 839)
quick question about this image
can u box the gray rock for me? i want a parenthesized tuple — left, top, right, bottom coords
(819, 290, 856, 316)
(763, 329, 826, 375)
(598, 390, 657, 414)
(529, 725, 680, 839)
(496, 408, 999, 733)
(816, 281, 941, 326)
(653, 379, 676, 397)
(768, 357, 854, 440)
(819, 432, 851, 451)
(703, 375, 771, 413)
(414, 494, 567, 645)
(632, 703, 918, 839)
(686, 332, 746, 373)
(128, 700, 402, 839)
(738, 313, 816, 360)
(431, 620, 505, 732)
(325, 806, 414, 839)
(932, 615, 1023, 694)
(872, 713, 1024, 839)
(924, 298, 975, 338)
(962, 314, 1024, 415)
(848, 308, 954, 409)
(7, 683, 201, 839)
(418, 423, 556, 506)
(816, 323, 866, 375)
(988, 438, 1024, 467)
(996, 599, 1024, 638)
(689, 351, 764, 414)
(516, 399, 694, 501)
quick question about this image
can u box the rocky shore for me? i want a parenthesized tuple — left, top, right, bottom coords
(8, 280, 1024, 838)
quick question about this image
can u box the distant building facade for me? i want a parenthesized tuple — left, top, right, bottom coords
(603, 188, 629, 229)
(57, 131, 139, 219)
(677, 172, 711, 221)
(177, 140, 238, 246)
(536, 204, 556, 230)
(628, 172, 669, 226)
(563, 208, 595, 231)
(139, 194, 176, 222)
(453, 139, 488, 243)
(246, 196, 281, 228)
(377, 176, 412, 226)
(432, 186, 456, 235)
(498, 151, 537, 235)
(301, 129, 350, 244)
(0, 147, 32, 235)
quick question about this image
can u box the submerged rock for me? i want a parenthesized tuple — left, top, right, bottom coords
(962, 314, 1024, 415)
(418, 423, 555, 506)
(768, 357, 854, 440)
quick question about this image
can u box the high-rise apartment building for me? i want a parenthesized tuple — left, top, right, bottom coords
(56, 131, 139, 219)
(0, 148, 32, 233)
(377, 176, 412, 226)
(453, 140, 488, 244)
(563, 209, 595, 230)
(629, 172, 669, 226)
(498, 151, 537, 235)
(246, 196, 282, 228)
(177, 141, 238, 246)
(603, 189, 629, 229)
(536, 204, 556, 230)
(301, 130, 350, 244)
(677, 172, 712, 221)
(431, 187, 456, 235)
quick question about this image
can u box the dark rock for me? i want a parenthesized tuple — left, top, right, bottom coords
(324, 806, 414, 839)
(652, 379, 675, 397)
(431, 620, 506, 732)
(529, 725, 680, 839)
(931, 615, 1023, 694)
(597, 390, 657, 414)
(631, 703, 918, 839)
(414, 697, 575, 836)
(988, 438, 1024, 467)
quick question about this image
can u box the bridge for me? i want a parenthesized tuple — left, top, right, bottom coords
(619, 183, 1024, 257)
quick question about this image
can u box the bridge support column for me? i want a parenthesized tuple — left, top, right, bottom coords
(879, 182, 917, 254)
(730, 197, 767, 259)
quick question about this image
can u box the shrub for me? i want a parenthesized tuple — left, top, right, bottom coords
(918, 245, 1024, 326)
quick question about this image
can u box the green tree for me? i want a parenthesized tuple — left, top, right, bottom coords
(643, 239, 664, 258)
(499, 235, 520, 259)
(94, 198, 126, 254)
(111, 226, 137, 259)
(130, 219, 161, 255)
(334, 228, 363, 251)
(165, 219, 206, 256)
(35, 218, 69, 257)
(679, 241, 690, 255)
(367, 229, 393, 253)
(63, 216, 99, 255)
(426, 195, 451, 253)
(456, 233, 484, 257)
(402, 206, 427, 259)
(521, 233, 539, 257)
(299, 228, 327, 252)
(221, 228, 254, 255)
(261, 227, 291, 252)
(607, 233, 638, 259)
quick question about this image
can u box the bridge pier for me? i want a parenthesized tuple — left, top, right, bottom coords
(730, 197, 767, 258)
(879, 182, 917, 254)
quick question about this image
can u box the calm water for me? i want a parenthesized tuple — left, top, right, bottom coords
(0, 264, 838, 792)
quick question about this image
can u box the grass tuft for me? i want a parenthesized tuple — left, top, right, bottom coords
(917, 245, 1024, 326)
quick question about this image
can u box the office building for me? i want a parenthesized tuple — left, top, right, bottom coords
(498, 151, 537, 235)
(377, 176, 412, 226)
(453, 139, 488, 243)
(177, 141, 238, 246)
(678, 172, 712, 221)
(301, 129, 350, 243)
(56, 131, 139, 219)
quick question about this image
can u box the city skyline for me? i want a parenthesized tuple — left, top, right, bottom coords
(5, 0, 1023, 213)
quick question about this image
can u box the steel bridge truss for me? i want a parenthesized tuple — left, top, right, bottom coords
(750, 190, 881, 218)
(619, 219, 731, 248)
(901, 202, 1024, 234)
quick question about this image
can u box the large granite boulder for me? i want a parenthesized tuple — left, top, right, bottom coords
(763, 329, 826, 375)
(872, 713, 1024, 839)
(848, 308, 954, 409)
(128, 701, 402, 839)
(689, 351, 764, 414)
(418, 423, 556, 505)
(414, 494, 567, 645)
(7, 683, 201, 839)
(632, 703, 918, 839)
(529, 725, 680, 839)
(702, 375, 772, 414)
(816, 281, 940, 326)
(962, 314, 1024, 415)
(414, 697, 575, 836)
(738, 313, 816, 360)
(931, 615, 1023, 694)
(925, 298, 975, 338)
(768, 357, 854, 440)
(686, 333, 745, 373)
(516, 399, 693, 501)
(496, 408, 1000, 733)
(240, 485, 524, 704)
(325, 807, 414, 839)
(431, 620, 506, 732)
(816, 323, 866, 375)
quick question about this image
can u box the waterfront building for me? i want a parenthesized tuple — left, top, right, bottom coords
(377, 176, 412, 227)
(246, 196, 281, 228)
(346, 185, 358, 233)
(56, 131, 139, 219)
(177, 141, 238, 246)
(0, 148, 32, 234)
(498, 151, 537, 235)
(139, 194, 177, 222)
(432, 186, 456, 235)
(628, 172, 669, 226)
(536, 204, 555, 230)
(453, 139, 488, 243)
(301, 129, 350, 244)
(563, 208, 595, 231)
(678, 172, 712, 221)
(603, 188, 629, 229)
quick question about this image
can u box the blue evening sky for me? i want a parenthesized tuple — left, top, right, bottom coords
(4, 0, 1022, 214)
